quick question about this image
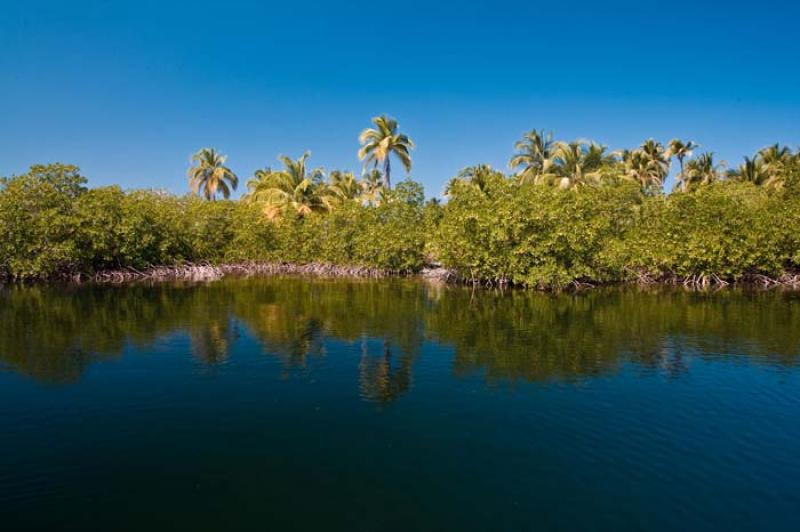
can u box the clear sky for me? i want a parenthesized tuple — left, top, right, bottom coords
(2, 0, 799, 196)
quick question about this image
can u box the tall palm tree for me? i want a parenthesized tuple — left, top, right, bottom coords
(509, 129, 556, 184)
(244, 152, 330, 219)
(358, 115, 414, 189)
(679, 152, 723, 192)
(667, 139, 699, 184)
(188, 148, 238, 200)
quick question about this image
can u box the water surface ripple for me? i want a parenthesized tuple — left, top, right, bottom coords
(1, 279, 799, 531)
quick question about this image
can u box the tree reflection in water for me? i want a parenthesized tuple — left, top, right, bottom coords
(1, 279, 798, 400)
(358, 337, 415, 404)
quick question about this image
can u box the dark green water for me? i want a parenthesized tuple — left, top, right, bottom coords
(1, 278, 799, 531)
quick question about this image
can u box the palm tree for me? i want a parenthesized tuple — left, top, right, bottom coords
(360, 169, 386, 206)
(328, 170, 363, 203)
(244, 152, 330, 219)
(759, 143, 792, 168)
(679, 152, 723, 192)
(621, 149, 663, 191)
(509, 129, 556, 184)
(730, 156, 768, 186)
(250, 165, 273, 183)
(358, 115, 414, 189)
(726, 145, 794, 189)
(618, 140, 669, 192)
(640, 139, 670, 186)
(550, 140, 616, 188)
(619, 149, 639, 181)
(188, 148, 238, 200)
(446, 164, 501, 194)
(667, 139, 699, 184)
(758, 144, 793, 188)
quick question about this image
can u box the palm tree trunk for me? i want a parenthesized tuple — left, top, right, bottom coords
(383, 157, 391, 190)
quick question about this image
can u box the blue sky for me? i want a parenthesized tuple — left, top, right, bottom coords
(2, 0, 799, 196)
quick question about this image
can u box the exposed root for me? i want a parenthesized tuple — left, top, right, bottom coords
(742, 272, 800, 288)
(89, 262, 404, 284)
(778, 273, 800, 287)
(671, 272, 800, 289)
(92, 263, 224, 283)
(220, 262, 392, 279)
(419, 267, 460, 283)
(626, 268, 658, 285)
(437, 268, 800, 291)
(570, 279, 595, 290)
(8, 263, 800, 290)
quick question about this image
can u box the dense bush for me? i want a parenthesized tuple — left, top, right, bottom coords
(614, 183, 799, 281)
(265, 180, 428, 271)
(1, 163, 798, 286)
(0, 164, 87, 278)
(435, 177, 799, 287)
(434, 175, 643, 287)
(224, 201, 279, 262)
(0, 164, 430, 280)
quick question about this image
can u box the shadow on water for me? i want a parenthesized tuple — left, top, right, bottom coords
(1, 278, 799, 397)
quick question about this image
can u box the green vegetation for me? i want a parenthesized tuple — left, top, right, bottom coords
(0, 167, 430, 279)
(1, 121, 798, 287)
(243, 152, 331, 220)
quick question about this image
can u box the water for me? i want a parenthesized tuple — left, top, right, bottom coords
(1, 278, 799, 531)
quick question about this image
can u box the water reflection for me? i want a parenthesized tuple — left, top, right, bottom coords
(1, 280, 799, 398)
(358, 338, 415, 404)
(427, 287, 800, 383)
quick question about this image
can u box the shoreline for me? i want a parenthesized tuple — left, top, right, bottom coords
(3, 262, 797, 290)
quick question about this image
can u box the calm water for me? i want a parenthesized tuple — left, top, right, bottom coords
(1, 278, 799, 531)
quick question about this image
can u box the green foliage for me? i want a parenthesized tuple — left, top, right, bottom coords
(111, 191, 191, 269)
(264, 183, 428, 271)
(353, 184, 427, 271)
(74, 186, 127, 270)
(783, 165, 800, 199)
(436, 176, 799, 287)
(2, 160, 799, 287)
(0, 164, 87, 278)
(617, 182, 795, 280)
(225, 202, 278, 262)
(183, 197, 237, 262)
(243, 152, 330, 219)
(0, 164, 430, 280)
(435, 178, 642, 287)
